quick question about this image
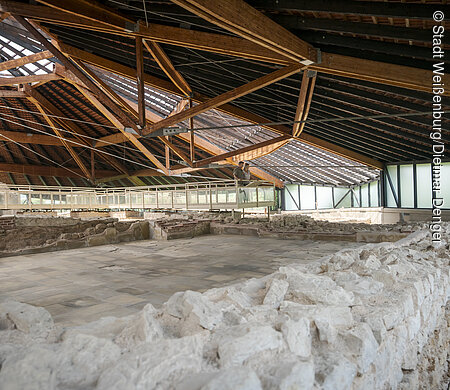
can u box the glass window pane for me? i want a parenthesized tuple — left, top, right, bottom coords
(300, 185, 315, 210)
(400, 165, 414, 208)
(353, 188, 360, 207)
(417, 164, 432, 208)
(285, 184, 299, 210)
(361, 184, 369, 207)
(369, 181, 379, 207)
(334, 188, 351, 208)
(386, 165, 398, 207)
(317, 186, 332, 209)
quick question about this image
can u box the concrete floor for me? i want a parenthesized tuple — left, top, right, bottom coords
(0, 235, 363, 327)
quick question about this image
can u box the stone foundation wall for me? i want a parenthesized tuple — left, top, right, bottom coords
(0, 216, 15, 231)
(0, 226, 448, 389)
(0, 217, 150, 257)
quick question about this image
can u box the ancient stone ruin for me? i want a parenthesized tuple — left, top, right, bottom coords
(0, 223, 448, 389)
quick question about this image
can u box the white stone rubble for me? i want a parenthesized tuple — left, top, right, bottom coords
(0, 224, 448, 389)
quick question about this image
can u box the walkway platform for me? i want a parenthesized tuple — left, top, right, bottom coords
(0, 180, 275, 211)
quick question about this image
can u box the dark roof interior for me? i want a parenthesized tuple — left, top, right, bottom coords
(0, 0, 448, 187)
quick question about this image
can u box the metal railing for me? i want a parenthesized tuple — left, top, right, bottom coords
(0, 180, 275, 211)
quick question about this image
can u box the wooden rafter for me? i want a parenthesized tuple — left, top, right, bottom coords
(24, 86, 129, 175)
(65, 59, 146, 123)
(58, 45, 382, 169)
(0, 90, 27, 98)
(27, 95, 93, 180)
(146, 63, 303, 134)
(9, 0, 289, 64)
(56, 56, 193, 167)
(3, 1, 446, 93)
(293, 70, 316, 137)
(136, 36, 145, 129)
(310, 52, 445, 94)
(188, 98, 195, 162)
(67, 76, 169, 175)
(231, 138, 290, 162)
(0, 73, 62, 86)
(0, 129, 75, 146)
(193, 135, 290, 168)
(170, 0, 317, 63)
(159, 136, 192, 166)
(13, 15, 140, 132)
(0, 162, 115, 178)
(143, 40, 192, 97)
(0, 50, 53, 72)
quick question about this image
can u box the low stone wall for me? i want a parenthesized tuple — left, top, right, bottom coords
(0, 217, 150, 257)
(284, 207, 450, 224)
(210, 222, 410, 243)
(150, 219, 212, 240)
(0, 226, 448, 389)
(0, 215, 15, 231)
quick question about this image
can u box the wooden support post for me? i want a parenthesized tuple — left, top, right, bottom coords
(136, 36, 145, 130)
(165, 138, 170, 169)
(189, 98, 195, 162)
(293, 70, 316, 137)
(90, 147, 95, 181)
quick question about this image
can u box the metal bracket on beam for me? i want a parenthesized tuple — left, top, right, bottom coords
(124, 127, 139, 135)
(144, 127, 189, 138)
(300, 48, 320, 66)
(124, 21, 140, 33)
(300, 59, 314, 66)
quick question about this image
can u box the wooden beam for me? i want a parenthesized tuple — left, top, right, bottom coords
(66, 58, 152, 123)
(143, 40, 192, 97)
(189, 98, 195, 162)
(55, 43, 383, 169)
(5, 1, 445, 93)
(171, 0, 317, 63)
(96, 168, 163, 183)
(232, 138, 289, 162)
(13, 16, 140, 131)
(9, 0, 289, 65)
(0, 129, 70, 146)
(0, 50, 53, 72)
(0, 90, 27, 98)
(147, 64, 303, 134)
(69, 78, 169, 174)
(136, 36, 145, 129)
(0, 11, 9, 22)
(0, 73, 61, 86)
(90, 147, 95, 181)
(0, 162, 115, 178)
(55, 35, 445, 100)
(311, 52, 449, 95)
(249, 0, 445, 20)
(159, 136, 192, 166)
(293, 70, 316, 137)
(24, 86, 129, 175)
(292, 71, 309, 136)
(194, 135, 290, 167)
(60, 60, 192, 167)
(26, 96, 93, 180)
